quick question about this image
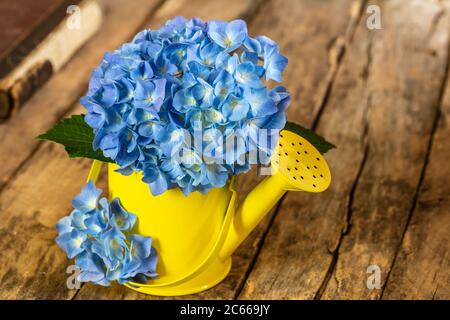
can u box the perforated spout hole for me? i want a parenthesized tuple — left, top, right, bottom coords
(270, 130, 331, 192)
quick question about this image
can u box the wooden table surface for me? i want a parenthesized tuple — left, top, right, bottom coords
(0, 0, 449, 300)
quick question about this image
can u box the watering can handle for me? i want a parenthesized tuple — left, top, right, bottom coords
(86, 160, 103, 184)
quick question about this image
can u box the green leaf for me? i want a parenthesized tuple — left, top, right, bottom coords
(283, 121, 336, 154)
(37, 114, 114, 163)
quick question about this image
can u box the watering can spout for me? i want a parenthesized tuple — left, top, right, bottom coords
(219, 174, 288, 259)
(219, 130, 332, 260)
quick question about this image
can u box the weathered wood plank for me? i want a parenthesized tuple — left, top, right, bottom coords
(0, 0, 163, 191)
(320, 0, 450, 300)
(317, 0, 450, 299)
(0, 144, 92, 299)
(240, 0, 450, 300)
(235, 0, 365, 299)
(382, 38, 450, 300)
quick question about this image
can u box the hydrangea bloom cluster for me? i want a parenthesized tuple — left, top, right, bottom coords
(56, 181, 158, 286)
(81, 17, 290, 195)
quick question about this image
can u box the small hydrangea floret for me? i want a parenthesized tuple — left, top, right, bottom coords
(56, 181, 158, 286)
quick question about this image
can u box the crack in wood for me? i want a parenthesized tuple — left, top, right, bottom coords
(312, 0, 367, 131)
(235, 0, 369, 299)
(314, 137, 370, 300)
(425, 7, 445, 44)
(380, 5, 450, 299)
(313, 24, 375, 298)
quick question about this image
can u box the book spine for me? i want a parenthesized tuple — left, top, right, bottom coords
(4, 61, 53, 118)
(0, 0, 102, 122)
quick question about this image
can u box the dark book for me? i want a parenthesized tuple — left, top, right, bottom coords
(0, 0, 102, 120)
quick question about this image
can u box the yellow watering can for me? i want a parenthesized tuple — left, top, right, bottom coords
(86, 129, 331, 296)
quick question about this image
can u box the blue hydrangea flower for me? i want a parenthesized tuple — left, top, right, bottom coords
(207, 20, 247, 52)
(81, 17, 290, 196)
(56, 182, 158, 286)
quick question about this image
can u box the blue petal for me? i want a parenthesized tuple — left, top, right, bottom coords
(222, 94, 250, 121)
(98, 133, 119, 159)
(235, 62, 262, 88)
(70, 209, 89, 231)
(149, 172, 168, 196)
(160, 124, 187, 156)
(128, 234, 152, 259)
(71, 181, 102, 214)
(110, 198, 137, 231)
(200, 41, 222, 66)
(56, 216, 73, 235)
(173, 89, 198, 112)
(131, 61, 154, 81)
(243, 36, 262, 54)
(244, 87, 277, 117)
(213, 70, 235, 100)
(225, 19, 248, 49)
(208, 19, 247, 52)
(76, 250, 105, 275)
(207, 20, 227, 47)
(56, 229, 86, 259)
(85, 203, 109, 236)
(215, 52, 238, 75)
(134, 79, 166, 111)
(264, 52, 288, 82)
(78, 271, 108, 285)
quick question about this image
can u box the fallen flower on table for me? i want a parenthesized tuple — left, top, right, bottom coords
(56, 181, 158, 286)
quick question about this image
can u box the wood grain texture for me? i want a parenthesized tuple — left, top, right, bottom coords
(382, 24, 450, 299)
(318, 0, 450, 299)
(240, 0, 450, 300)
(0, 143, 93, 299)
(237, 0, 365, 299)
(0, 0, 162, 191)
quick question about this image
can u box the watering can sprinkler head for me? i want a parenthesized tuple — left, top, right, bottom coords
(270, 130, 331, 192)
(219, 129, 331, 259)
